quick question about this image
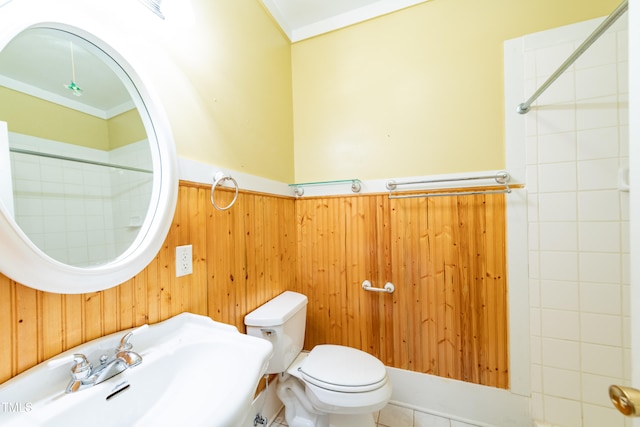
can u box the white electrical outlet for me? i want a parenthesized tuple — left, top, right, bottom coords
(176, 245, 193, 277)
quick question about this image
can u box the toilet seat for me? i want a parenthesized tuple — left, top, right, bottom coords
(298, 345, 388, 393)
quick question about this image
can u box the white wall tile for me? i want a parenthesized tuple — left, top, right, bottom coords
(541, 339, 580, 371)
(576, 96, 620, 130)
(543, 395, 583, 427)
(542, 366, 581, 399)
(577, 158, 620, 190)
(526, 136, 539, 165)
(619, 126, 629, 157)
(578, 222, 620, 253)
(580, 283, 622, 315)
(575, 64, 618, 99)
(516, 17, 628, 427)
(539, 163, 577, 193)
(618, 61, 629, 94)
(540, 280, 579, 311)
(541, 309, 580, 341)
(535, 42, 576, 76)
(581, 373, 621, 407)
(537, 104, 576, 135)
(581, 343, 623, 378)
(538, 193, 576, 221)
(580, 313, 622, 347)
(539, 251, 578, 281)
(537, 71, 576, 106)
(579, 252, 622, 284)
(539, 222, 577, 251)
(577, 127, 619, 160)
(578, 190, 620, 221)
(618, 93, 629, 126)
(576, 32, 617, 69)
(525, 106, 539, 137)
(538, 132, 576, 164)
(582, 403, 626, 427)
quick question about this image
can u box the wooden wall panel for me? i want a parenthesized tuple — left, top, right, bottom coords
(295, 192, 509, 389)
(0, 181, 507, 391)
(0, 182, 295, 384)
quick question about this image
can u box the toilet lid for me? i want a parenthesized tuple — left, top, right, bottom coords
(299, 345, 387, 392)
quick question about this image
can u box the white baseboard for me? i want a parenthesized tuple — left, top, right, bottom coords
(387, 367, 530, 427)
(243, 368, 531, 427)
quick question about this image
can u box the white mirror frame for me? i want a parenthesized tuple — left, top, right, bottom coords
(0, 2, 178, 294)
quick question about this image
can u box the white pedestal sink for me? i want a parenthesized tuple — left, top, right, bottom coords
(0, 313, 273, 426)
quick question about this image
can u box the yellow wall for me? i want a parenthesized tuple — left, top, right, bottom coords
(108, 109, 146, 148)
(148, 0, 295, 183)
(0, 1, 621, 183)
(0, 86, 145, 149)
(290, 0, 621, 182)
(0, 86, 110, 150)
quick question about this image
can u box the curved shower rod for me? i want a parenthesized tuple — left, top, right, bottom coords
(517, 0, 628, 114)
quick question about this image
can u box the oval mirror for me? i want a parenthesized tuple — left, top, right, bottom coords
(0, 24, 177, 293)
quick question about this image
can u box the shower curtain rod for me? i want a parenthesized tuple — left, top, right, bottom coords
(9, 147, 152, 174)
(516, 0, 628, 114)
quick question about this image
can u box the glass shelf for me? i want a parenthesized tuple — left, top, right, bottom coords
(288, 179, 361, 196)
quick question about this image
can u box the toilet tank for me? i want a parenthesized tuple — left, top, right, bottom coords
(244, 291, 308, 374)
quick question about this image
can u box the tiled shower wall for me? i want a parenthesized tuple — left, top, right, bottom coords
(9, 134, 152, 266)
(522, 17, 630, 427)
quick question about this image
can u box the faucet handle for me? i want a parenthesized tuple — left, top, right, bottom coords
(48, 354, 92, 379)
(117, 324, 148, 351)
(69, 354, 92, 379)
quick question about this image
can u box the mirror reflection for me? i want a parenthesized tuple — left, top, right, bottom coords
(0, 28, 153, 267)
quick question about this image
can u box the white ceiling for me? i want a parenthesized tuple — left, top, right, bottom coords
(260, 0, 430, 42)
(0, 28, 134, 120)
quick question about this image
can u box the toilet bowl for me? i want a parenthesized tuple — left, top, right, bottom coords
(244, 291, 392, 427)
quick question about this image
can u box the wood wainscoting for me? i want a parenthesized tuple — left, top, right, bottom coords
(0, 182, 295, 384)
(0, 182, 507, 390)
(294, 192, 509, 389)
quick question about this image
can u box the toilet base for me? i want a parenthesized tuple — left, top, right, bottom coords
(277, 376, 377, 427)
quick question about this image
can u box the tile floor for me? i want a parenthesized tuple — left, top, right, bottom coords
(270, 403, 480, 427)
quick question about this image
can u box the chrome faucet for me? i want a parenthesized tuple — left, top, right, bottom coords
(56, 324, 148, 394)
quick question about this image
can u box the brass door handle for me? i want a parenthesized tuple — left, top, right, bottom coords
(609, 385, 640, 416)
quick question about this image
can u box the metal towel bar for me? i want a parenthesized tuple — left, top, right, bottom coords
(386, 171, 511, 199)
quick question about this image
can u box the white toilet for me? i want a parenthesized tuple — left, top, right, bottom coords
(244, 291, 392, 427)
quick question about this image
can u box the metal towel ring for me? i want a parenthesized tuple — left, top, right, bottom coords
(210, 172, 239, 211)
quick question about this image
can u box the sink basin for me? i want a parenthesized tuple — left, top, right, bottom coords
(0, 313, 273, 426)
